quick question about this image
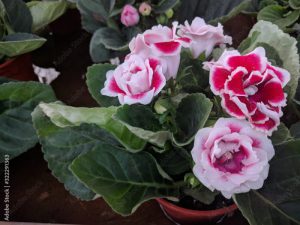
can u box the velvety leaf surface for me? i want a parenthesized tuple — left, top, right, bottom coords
(0, 82, 56, 162)
(271, 123, 291, 145)
(257, 5, 300, 31)
(32, 106, 110, 200)
(2, 0, 32, 32)
(176, 0, 249, 23)
(290, 122, 300, 138)
(70, 143, 180, 215)
(113, 104, 170, 147)
(27, 0, 69, 32)
(0, 33, 46, 57)
(37, 102, 146, 152)
(77, 0, 115, 32)
(234, 140, 300, 225)
(173, 93, 213, 145)
(155, 147, 192, 176)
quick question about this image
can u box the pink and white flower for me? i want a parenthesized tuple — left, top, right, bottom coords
(101, 54, 166, 105)
(121, 4, 140, 27)
(128, 23, 190, 80)
(205, 47, 290, 135)
(191, 118, 274, 199)
(178, 17, 232, 59)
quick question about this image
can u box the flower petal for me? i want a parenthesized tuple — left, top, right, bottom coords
(209, 67, 231, 95)
(227, 47, 267, 73)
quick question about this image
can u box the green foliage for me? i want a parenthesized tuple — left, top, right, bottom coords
(173, 93, 213, 145)
(86, 63, 119, 107)
(1, 0, 32, 33)
(37, 102, 146, 152)
(32, 106, 100, 200)
(27, 0, 70, 32)
(70, 143, 181, 215)
(0, 33, 46, 57)
(114, 104, 170, 147)
(0, 81, 56, 163)
(257, 5, 300, 31)
(176, 0, 252, 24)
(234, 140, 300, 225)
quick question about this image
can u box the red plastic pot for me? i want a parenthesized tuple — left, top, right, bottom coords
(0, 54, 37, 81)
(156, 198, 237, 225)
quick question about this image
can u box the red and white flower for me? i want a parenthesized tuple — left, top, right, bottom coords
(192, 118, 274, 198)
(205, 47, 290, 135)
(178, 17, 232, 59)
(101, 54, 166, 105)
(128, 22, 190, 80)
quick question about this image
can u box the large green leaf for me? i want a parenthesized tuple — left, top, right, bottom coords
(2, 0, 32, 33)
(32, 105, 106, 200)
(86, 63, 120, 107)
(290, 122, 300, 138)
(77, 0, 115, 32)
(173, 93, 213, 146)
(289, 0, 300, 9)
(257, 5, 300, 31)
(155, 147, 192, 176)
(27, 0, 69, 32)
(239, 21, 300, 99)
(113, 104, 170, 147)
(176, 0, 250, 23)
(70, 143, 180, 215)
(91, 27, 128, 51)
(0, 33, 46, 57)
(271, 123, 292, 145)
(37, 102, 146, 152)
(234, 140, 300, 225)
(0, 81, 56, 163)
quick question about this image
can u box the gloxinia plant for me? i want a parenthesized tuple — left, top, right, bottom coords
(32, 17, 300, 225)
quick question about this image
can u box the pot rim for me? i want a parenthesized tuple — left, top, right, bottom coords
(156, 198, 237, 217)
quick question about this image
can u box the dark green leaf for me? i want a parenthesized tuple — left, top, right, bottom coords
(183, 186, 219, 205)
(86, 63, 120, 107)
(290, 0, 300, 9)
(257, 5, 300, 30)
(37, 102, 146, 152)
(91, 27, 128, 51)
(2, 0, 32, 33)
(70, 143, 180, 215)
(176, 0, 249, 23)
(271, 123, 291, 145)
(0, 33, 46, 57)
(77, 0, 115, 32)
(155, 147, 192, 176)
(32, 105, 108, 200)
(0, 81, 56, 163)
(114, 104, 170, 147)
(173, 93, 213, 145)
(234, 140, 300, 225)
(290, 122, 300, 138)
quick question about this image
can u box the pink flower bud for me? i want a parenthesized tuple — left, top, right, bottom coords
(121, 4, 140, 27)
(139, 2, 151, 16)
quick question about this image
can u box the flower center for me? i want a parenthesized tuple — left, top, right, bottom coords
(214, 147, 246, 173)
